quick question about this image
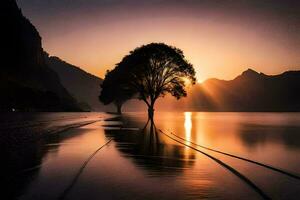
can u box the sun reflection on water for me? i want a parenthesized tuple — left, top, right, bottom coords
(184, 112, 192, 145)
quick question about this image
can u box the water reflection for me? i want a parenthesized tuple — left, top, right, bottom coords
(104, 116, 196, 176)
(184, 112, 192, 144)
(1, 123, 95, 200)
(2, 112, 300, 200)
(239, 124, 300, 149)
(2, 132, 66, 199)
(2, 139, 45, 199)
(148, 112, 300, 199)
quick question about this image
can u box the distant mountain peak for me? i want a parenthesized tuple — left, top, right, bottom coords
(242, 68, 259, 76)
(234, 68, 263, 81)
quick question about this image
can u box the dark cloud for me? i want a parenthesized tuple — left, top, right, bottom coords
(16, 0, 300, 19)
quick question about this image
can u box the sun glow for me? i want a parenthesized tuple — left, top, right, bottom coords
(19, 0, 300, 81)
(183, 77, 192, 86)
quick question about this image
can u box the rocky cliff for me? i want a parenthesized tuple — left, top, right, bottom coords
(0, 0, 81, 111)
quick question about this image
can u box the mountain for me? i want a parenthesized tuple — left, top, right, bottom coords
(102, 69, 300, 112)
(159, 69, 300, 112)
(45, 55, 106, 111)
(0, 0, 80, 111)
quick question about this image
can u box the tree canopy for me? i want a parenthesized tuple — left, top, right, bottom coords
(99, 68, 134, 114)
(99, 43, 196, 117)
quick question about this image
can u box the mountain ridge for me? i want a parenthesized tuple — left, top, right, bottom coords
(0, 0, 81, 111)
(45, 55, 107, 111)
(185, 68, 300, 111)
(118, 68, 300, 112)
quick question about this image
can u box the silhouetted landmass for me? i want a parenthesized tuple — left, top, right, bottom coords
(1, 2, 298, 112)
(45, 55, 106, 111)
(0, 0, 81, 111)
(123, 69, 300, 112)
(181, 69, 300, 111)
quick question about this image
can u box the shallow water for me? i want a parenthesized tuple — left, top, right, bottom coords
(2, 112, 300, 199)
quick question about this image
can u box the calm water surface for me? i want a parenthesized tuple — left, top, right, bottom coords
(3, 112, 300, 200)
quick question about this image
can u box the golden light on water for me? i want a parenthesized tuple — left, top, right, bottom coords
(184, 112, 192, 144)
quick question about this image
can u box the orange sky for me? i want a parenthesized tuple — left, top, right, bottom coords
(18, 0, 300, 82)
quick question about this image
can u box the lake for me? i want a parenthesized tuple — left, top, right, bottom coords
(2, 112, 300, 199)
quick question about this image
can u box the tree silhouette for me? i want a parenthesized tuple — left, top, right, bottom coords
(116, 43, 196, 118)
(99, 69, 134, 114)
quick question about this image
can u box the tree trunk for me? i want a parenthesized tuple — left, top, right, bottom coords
(116, 103, 122, 114)
(148, 105, 154, 120)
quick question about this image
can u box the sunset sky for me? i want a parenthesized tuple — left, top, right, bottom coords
(17, 0, 300, 82)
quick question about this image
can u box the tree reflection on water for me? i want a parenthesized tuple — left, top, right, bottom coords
(104, 115, 196, 176)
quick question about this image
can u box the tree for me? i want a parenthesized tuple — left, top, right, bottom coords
(99, 69, 134, 114)
(116, 43, 196, 118)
